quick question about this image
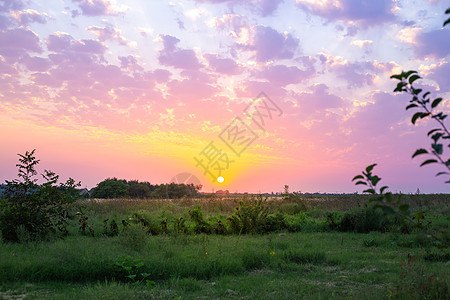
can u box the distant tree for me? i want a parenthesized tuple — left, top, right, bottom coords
(91, 178, 130, 198)
(129, 183, 151, 198)
(151, 183, 201, 199)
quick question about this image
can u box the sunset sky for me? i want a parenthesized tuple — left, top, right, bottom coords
(0, 0, 449, 194)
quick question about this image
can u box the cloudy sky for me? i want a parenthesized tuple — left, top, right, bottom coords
(0, 0, 449, 193)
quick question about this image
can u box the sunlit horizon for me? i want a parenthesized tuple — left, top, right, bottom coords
(0, 0, 449, 194)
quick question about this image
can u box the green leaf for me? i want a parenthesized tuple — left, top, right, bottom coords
(431, 97, 443, 108)
(411, 112, 422, 124)
(355, 181, 367, 186)
(420, 159, 438, 167)
(431, 133, 444, 142)
(427, 129, 441, 136)
(405, 103, 418, 110)
(423, 91, 430, 98)
(352, 175, 364, 181)
(412, 148, 428, 158)
(432, 143, 443, 155)
(394, 82, 407, 92)
(404, 70, 417, 78)
(390, 74, 403, 80)
(363, 188, 376, 194)
(444, 18, 450, 27)
(365, 164, 377, 173)
(435, 172, 449, 177)
(127, 274, 137, 279)
(399, 204, 409, 212)
(408, 74, 420, 84)
(412, 88, 422, 95)
(371, 175, 381, 186)
(380, 186, 389, 194)
(446, 8, 450, 14)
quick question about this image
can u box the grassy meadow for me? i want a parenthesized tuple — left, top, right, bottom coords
(0, 194, 449, 299)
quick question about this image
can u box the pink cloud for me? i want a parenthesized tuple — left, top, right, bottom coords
(254, 63, 314, 86)
(167, 70, 218, 101)
(414, 29, 450, 58)
(0, 59, 17, 75)
(21, 55, 51, 72)
(13, 9, 48, 25)
(344, 92, 408, 138)
(0, 28, 41, 58)
(87, 25, 128, 45)
(0, 0, 24, 13)
(71, 0, 126, 17)
(46, 32, 73, 52)
(323, 57, 395, 88)
(428, 62, 450, 92)
(294, 84, 345, 113)
(204, 54, 241, 75)
(296, 0, 396, 28)
(158, 35, 203, 70)
(245, 25, 299, 62)
(192, 0, 283, 17)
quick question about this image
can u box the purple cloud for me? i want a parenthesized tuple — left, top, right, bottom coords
(158, 35, 202, 70)
(21, 55, 51, 72)
(71, 0, 125, 16)
(0, 28, 41, 58)
(204, 54, 241, 75)
(87, 25, 128, 45)
(47, 33, 73, 52)
(255, 63, 314, 86)
(345, 92, 407, 138)
(295, 84, 344, 112)
(414, 29, 450, 58)
(0, 0, 24, 13)
(246, 25, 299, 62)
(297, 0, 396, 28)
(323, 56, 395, 88)
(192, 0, 283, 17)
(428, 62, 450, 92)
(13, 9, 47, 25)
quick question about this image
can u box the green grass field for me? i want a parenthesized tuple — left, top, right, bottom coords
(0, 195, 449, 299)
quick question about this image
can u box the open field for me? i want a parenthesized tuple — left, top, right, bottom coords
(0, 194, 449, 299)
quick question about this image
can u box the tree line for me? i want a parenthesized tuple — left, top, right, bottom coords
(89, 178, 202, 199)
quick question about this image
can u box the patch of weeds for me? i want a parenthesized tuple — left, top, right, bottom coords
(241, 250, 271, 270)
(363, 239, 377, 247)
(118, 224, 148, 251)
(389, 254, 449, 299)
(281, 250, 328, 265)
(114, 256, 155, 287)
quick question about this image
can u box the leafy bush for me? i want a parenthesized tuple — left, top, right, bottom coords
(228, 195, 270, 234)
(91, 178, 130, 198)
(327, 205, 410, 233)
(188, 205, 212, 234)
(0, 150, 80, 242)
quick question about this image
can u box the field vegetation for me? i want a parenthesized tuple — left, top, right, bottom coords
(0, 193, 449, 299)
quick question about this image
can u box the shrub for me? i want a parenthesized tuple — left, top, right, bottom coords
(0, 150, 80, 242)
(327, 205, 410, 233)
(229, 195, 270, 234)
(91, 178, 130, 199)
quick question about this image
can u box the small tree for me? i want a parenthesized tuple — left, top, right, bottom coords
(0, 150, 80, 242)
(129, 183, 151, 198)
(90, 178, 130, 198)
